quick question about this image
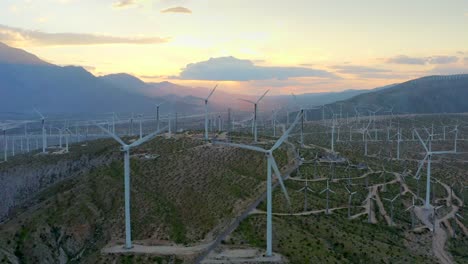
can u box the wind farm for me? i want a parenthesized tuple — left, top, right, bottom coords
(1, 1, 468, 263)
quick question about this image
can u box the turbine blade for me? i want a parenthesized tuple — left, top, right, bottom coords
(256, 89, 270, 103)
(33, 108, 45, 119)
(270, 156, 291, 206)
(271, 111, 303, 151)
(94, 122, 126, 146)
(206, 84, 218, 100)
(296, 187, 305, 192)
(238, 98, 256, 105)
(212, 141, 268, 153)
(129, 126, 168, 147)
(415, 155, 428, 179)
(414, 130, 429, 153)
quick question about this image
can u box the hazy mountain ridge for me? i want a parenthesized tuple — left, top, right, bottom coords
(2, 41, 467, 119)
(309, 74, 468, 119)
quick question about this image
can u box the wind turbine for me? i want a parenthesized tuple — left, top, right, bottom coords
(2, 127, 7, 162)
(395, 127, 403, 160)
(95, 123, 167, 249)
(297, 177, 314, 212)
(194, 85, 218, 141)
(360, 118, 372, 156)
(34, 109, 47, 154)
(213, 111, 302, 257)
(344, 185, 357, 219)
(414, 130, 453, 209)
(155, 102, 165, 131)
(405, 196, 416, 229)
(384, 194, 400, 226)
(239, 89, 269, 142)
(450, 125, 459, 153)
(320, 180, 335, 215)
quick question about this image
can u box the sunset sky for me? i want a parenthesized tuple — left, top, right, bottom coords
(1, 0, 468, 95)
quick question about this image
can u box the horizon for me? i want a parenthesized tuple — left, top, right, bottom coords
(1, 0, 467, 95)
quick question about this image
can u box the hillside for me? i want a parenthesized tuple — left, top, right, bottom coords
(0, 135, 287, 263)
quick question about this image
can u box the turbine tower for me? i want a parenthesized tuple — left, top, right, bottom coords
(95, 123, 167, 249)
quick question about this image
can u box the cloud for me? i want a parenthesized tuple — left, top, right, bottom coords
(386, 55, 459, 65)
(464, 57, 468, 64)
(0, 24, 168, 46)
(112, 0, 137, 9)
(172, 56, 338, 81)
(331, 65, 390, 74)
(386, 55, 427, 65)
(330, 65, 408, 79)
(161, 6, 192, 13)
(428, 56, 458, 64)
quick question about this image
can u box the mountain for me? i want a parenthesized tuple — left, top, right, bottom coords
(0, 42, 50, 65)
(0, 42, 171, 117)
(316, 74, 468, 119)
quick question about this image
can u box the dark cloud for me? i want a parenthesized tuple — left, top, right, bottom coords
(0, 24, 168, 46)
(161, 6, 192, 13)
(386, 55, 459, 65)
(172, 56, 338, 81)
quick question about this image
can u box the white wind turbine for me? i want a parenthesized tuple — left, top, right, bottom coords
(194, 85, 218, 141)
(296, 177, 314, 212)
(383, 194, 400, 226)
(34, 109, 47, 154)
(2, 127, 7, 162)
(239, 89, 269, 142)
(213, 111, 302, 257)
(344, 185, 357, 219)
(95, 123, 167, 249)
(320, 179, 335, 215)
(414, 129, 453, 209)
(450, 125, 459, 153)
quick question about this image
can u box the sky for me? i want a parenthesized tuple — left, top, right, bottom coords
(1, 0, 468, 95)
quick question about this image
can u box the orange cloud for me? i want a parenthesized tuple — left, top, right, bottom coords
(161, 6, 192, 14)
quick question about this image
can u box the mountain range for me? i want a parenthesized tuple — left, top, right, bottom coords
(1, 41, 467, 120)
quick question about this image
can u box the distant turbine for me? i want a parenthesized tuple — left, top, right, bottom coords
(320, 179, 335, 215)
(95, 123, 167, 249)
(383, 194, 400, 226)
(155, 102, 164, 131)
(34, 109, 47, 154)
(194, 85, 218, 141)
(239, 89, 269, 142)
